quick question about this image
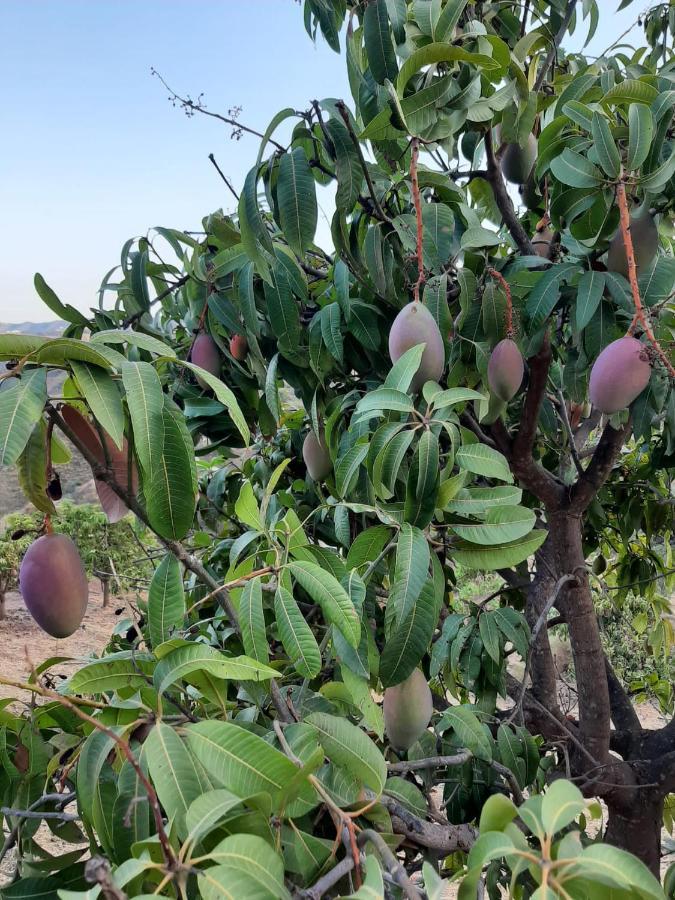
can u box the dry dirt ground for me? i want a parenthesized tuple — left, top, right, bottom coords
(0, 587, 670, 894)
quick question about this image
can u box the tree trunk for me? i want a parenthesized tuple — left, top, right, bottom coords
(0, 591, 5, 621)
(549, 510, 611, 765)
(101, 578, 110, 608)
(605, 792, 663, 878)
(525, 541, 561, 714)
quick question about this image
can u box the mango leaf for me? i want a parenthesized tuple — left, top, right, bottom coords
(346, 525, 393, 570)
(120, 361, 164, 476)
(90, 329, 176, 358)
(240, 576, 269, 664)
(525, 263, 578, 329)
(455, 443, 512, 482)
(326, 118, 363, 213)
(320, 303, 343, 363)
(479, 792, 519, 833)
(627, 103, 654, 171)
(204, 834, 289, 900)
(289, 561, 360, 648)
(146, 397, 197, 541)
(493, 608, 530, 660)
(453, 529, 547, 569)
(576, 270, 605, 331)
(569, 843, 665, 899)
(185, 721, 308, 810)
(435, 0, 469, 40)
(184, 789, 246, 846)
(17, 419, 55, 514)
(145, 723, 202, 837)
(550, 148, 605, 188)
(397, 43, 500, 97)
(450, 505, 536, 546)
(172, 359, 249, 444)
(431, 387, 485, 409)
(63, 652, 154, 694)
(34, 273, 89, 326)
(590, 113, 620, 178)
(275, 586, 321, 679)
(71, 362, 125, 450)
(148, 554, 185, 648)
(601, 79, 658, 106)
(277, 148, 317, 257)
(380, 580, 437, 687)
(364, 0, 398, 84)
(388, 524, 430, 625)
(336, 443, 368, 498)
(154, 644, 278, 696)
(354, 388, 414, 419)
(541, 779, 585, 835)
(305, 712, 386, 794)
(0, 369, 47, 466)
(439, 705, 492, 761)
(384, 344, 426, 394)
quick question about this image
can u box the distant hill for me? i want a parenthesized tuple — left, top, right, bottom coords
(0, 321, 64, 336)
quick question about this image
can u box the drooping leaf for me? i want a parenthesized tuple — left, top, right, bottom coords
(240, 576, 269, 664)
(71, 361, 125, 450)
(289, 561, 361, 647)
(0, 369, 47, 466)
(305, 712, 386, 794)
(274, 586, 321, 679)
(277, 148, 318, 256)
(148, 554, 185, 648)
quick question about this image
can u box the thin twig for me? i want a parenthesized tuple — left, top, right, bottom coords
(122, 274, 190, 328)
(556, 390, 584, 477)
(208, 153, 239, 201)
(410, 138, 425, 303)
(358, 830, 422, 900)
(335, 100, 388, 223)
(533, 0, 578, 91)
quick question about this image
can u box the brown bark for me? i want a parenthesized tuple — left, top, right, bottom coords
(605, 792, 664, 877)
(549, 511, 611, 764)
(0, 592, 5, 621)
(524, 541, 562, 714)
(101, 578, 111, 609)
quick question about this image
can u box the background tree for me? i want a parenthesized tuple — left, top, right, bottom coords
(0, 0, 673, 896)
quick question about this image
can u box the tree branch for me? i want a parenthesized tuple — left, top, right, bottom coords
(335, 100, 389, 223)
(484, 127, 536, 256)
(121, 274, 190, 328)
(378, 795, 477, 853)
(569, 419, 631, 513)
(533, 0, 578, 92)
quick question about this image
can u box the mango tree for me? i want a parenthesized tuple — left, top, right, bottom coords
(0, 0, 673, 896)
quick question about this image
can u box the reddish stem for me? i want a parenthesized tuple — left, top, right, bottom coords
(410, 138, 425, 303)
(616, 181, 675, 378)
(487, 267, 514, 338)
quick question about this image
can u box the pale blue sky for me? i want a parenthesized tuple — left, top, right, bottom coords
(1, 1, 640, 321)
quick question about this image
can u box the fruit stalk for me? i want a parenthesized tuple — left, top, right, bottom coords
(616, 180, 675, 378)
(410, 138, 425, 303)
(487, 267, 513, 337)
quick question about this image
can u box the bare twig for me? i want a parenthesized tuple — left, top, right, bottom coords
(121, 274, 190, 328)
(533, 0, 578, 91)
(208, 154, 239, 201)
(410, 138, 425, 303)
(556, 390, 584, 477)
(358, 830, 422, 899)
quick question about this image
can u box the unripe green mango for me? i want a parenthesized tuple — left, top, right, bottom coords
(501, 133, 538, 185)
(383, 669, 433, 750)
(302, 430, 332, 481)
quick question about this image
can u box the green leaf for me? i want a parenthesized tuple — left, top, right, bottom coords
(277, 148, 317, 257)
(638, 148, 675, 191)
(601, 79, 659, 107)
(305, 712, 386, 794)
(154, 644, 278, 696)
(33, 337, 120, 369)
(174, 360, 249, 444)
(478, 611, 502, 663)
(590, 113, 620, 178)
(479, 793, 519, 833)
(435, 0, 469, 40)
(34, 273, 89, 326)
(493, 608, 530, 660)
(550, 149, 605, 188)
(184, 789, 246, 846)
(526, 263, 578, 330)
(275, 586, 322, 679)
(120, 361, 164, 476)
(431, 387, 485, 410)
(335, 443, 368, 498)
(130, 250, 151, 312)
(320, 303, 343, 364)
(264, 266, 301, 353)
(541, 779, 585, 835)
(240, 576, 269, 664)
(148, 554, 185, 648)
(389, 524, 430, 625)
(185, 721, 307, 811)
(461, 226, 501, 250)
(354, 388, 414, 419)
(385, 344, 426, 394)
(467, 832, 516, 869)
(0, 369, 47, 466)
(326, 118, 363, 213)
(145, 723, 202, 837)
(146, 397, 197, 541)
(364, 0, 398, 84)
(627, 103, 654, 171)
(576, 270, 606, 331)
(397, 43, 500, 98)
(17, 419, 55, 514)
(71, 362, 125, 450)
(289, 561, 360, 648)
(440, 705, 492, 761)
(380, 580, 436, 686)
(64, 652, 154, 694)
(571, 843, 665, 899)
(456, 443, 513, 483)
(450, 505, 536, 545)
(204, 835, 289, 900)
(90, 328, 176, 358)
(346, 525, 393, 570)
(454, 529, 547, 570)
